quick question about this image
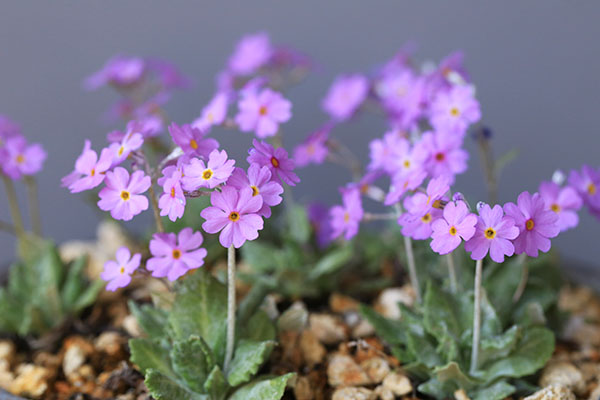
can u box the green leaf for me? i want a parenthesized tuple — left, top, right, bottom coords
(406, 331, 441, 368)
(478, 325, 520, 368)
(129, 338, 174, 379)
(241, 241, 282, 273)
(227, 340, 276, 387)
(307, 245, 352, 280)
(242, 310, 276, 342)
(204, 365, 229, 400)
(171, 336, 215, 392)
(359, 305, 407, 346)
(60, 255, 88, 309)
(423, 284, 462, 363)
(286, 205, 311, 243)
(480, 326, 554, 383)
(229, 373, 294, 400)
(145, 369, 208, 400)
(470, 380, 515, 400)
(169, 271, 228, 364)
(129, 300, 169, 339)
(71, 280, 104, 313)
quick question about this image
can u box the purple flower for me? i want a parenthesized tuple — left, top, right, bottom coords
(368, 131, 409, 174)
(398, 206, 443, 240)
(62, 140, 113, 193)
(375, 68, 425, 130)
(228, 32, 273, 76)
(101, 247, 141, 291)
(465, 204, 520, 263)
(308, 203, 334, 248)
(169, 123, 219, 159)
(0, 115, 21, 138)
(321, 74, 369, 121)
(147, 228, 207, 281)
(429, 85, 481, 135)
(247, 139, 300, 186)
(416, 130, 468, 184)
(97, 167, 151, 221)
(84, 55, 146, 90)
(329, 187, 363, 241)
(1, 136, 46, 180)
(430, 201, 477, 254)
(404, 176, 450, 217)
(107, 119, 161, 143)
(504, 191, 560, 257)
(182, 149, 235, 191)
(227, 164, 283, 218)
(108, 127, 144, 166)
(158, 171, 186, 222)
(192, 92, 229, 130)
(200, 186, 264, 248)
(568, 165, 600, 209)
(539, 181, 582, 232)
(293, 124, 330, 167)
(384, 169, 427, 206)
(235, 88, 292, 138)
(424, 51, 469, 101)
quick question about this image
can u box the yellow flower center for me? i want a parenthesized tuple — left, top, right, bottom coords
(229, 211, 240, 222)
(550, 203, 561, 213)
(270, 157, 279, 168)
(172, 249, 182, 259)
(485, 228, 496, 239)
(343, 212, 350, 223)
(170, 187, 176, 197)
(190, 139, 199, 150)
(251, 185, 259, 196)
(403, 159, 411, 169)
(119, 266, 125, 274)
(432, 200, 443, 209)
(120, 191, 130, 201)
(118, 146, 125, 156)
(450, 107, 460, 117)
(202, 169, 213, 180)
(449, 226, 457, 236)
(16, 154, 25, 164)
(435, 152, 445, 162)
(259, 105, 268, 116)
(421, 213, 432, 223)
(588, 183, 597, 195)
(90, 168, 96, 177)
(526, 219, 535, 231)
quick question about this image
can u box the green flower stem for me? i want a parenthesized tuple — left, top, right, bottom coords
(2, 174, 26, 241)
(147, 185, 165, 233)
(224, 245, 236, 372)
(403, 234, 421, 304)
(24, 176, 42, 237)
(512, 253, 529, 303)
(446, 253, 457, 293)
(470, 258, 483, 374)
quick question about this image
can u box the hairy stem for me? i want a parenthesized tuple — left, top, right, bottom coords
(447, 253, 458, 293)
(224, 245, 236, 372)
(470, 258, 483, 374)
(403, 235, 421, 304)
(147, 185, 164, 233)
(512, 254, 529, 303)
(2, 175, 25, 240)
(24, 176, 42, 236)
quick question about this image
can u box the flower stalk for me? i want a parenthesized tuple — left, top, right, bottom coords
(224, 245, 236, 372)
(403, 234, 421, 304)
(2, 174, 26, 241)
(446, 253, 458, 293)
(470, 258, 483, 374)
(24, 176, 42, 237)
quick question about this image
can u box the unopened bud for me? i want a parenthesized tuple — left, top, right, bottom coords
(552, 170, 566, 185)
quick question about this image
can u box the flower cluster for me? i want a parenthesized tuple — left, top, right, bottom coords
(0, 115, 46, 180)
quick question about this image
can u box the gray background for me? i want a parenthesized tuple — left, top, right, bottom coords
(1, 2, 599, 276)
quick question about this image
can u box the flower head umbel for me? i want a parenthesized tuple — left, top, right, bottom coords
(247, 139, 300, 186)
(1, 136, 47, 180)
(539, 181, 582, 232)
(504, 191, 560, 257)
(98, 167, 151, 221)
(465, 204, 520, 263)
(169, 123, 219, 159)
(201, 186, 264, 248)
(101, 247, 141, 291)
(429, 84, 481, 135)
(294, 124, 330, 168)
(62, 140, 113, 193)
(329, 187, 364, 241)
(227, 32, 273, 76)
(227, 164, 283, 218)
(146, 228, 207, 281)
(322, 74, 369, 121)
(430, 201, 477, 254)
(235, 87, 292, 138)
(182, 149, 235, 191)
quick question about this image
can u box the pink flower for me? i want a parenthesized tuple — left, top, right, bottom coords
(539, 181, 582, 232)
(247, 139, 300, 186)
(368, 131, 410, 174)
(235, 88, 292, 138)
(322, 74, 369, 121)
(97, 167, 151, 221)
(108, 128, 144, 166)
(398, 206, 443, 240)
(84, 55, 146, 90)
(147, 228, 208, 281)
(227, 164, 283, 218)
(62, 140, 113, 193)
(1, 136, 46, 180)
(201, 186, 264, 248)
(329, 187, 363, 241)
(384, 169, 427, 206)
(182, 149, 235, 191)
(308, 203, 334, 248)
(375, 69, 425, 130)
(293, 124, 330, 168)
(404, 176, 450, 217)
(465, 204, 520, 263)
(101, 247, 141, 291)
(429, 85, 481, 135)
(568, 165, 600, 209)
(430, 201, 477, 254)
(158, 170, 186, 222)
(227, 32, 273, 76)
(504, 191, 560, 257)
(192, 92, 229, 130)
(416, 130, 468, 184)
(169, 122, 219, 159)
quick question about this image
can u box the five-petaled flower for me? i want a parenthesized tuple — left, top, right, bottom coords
(101, 247, 141, 291)
(182, 149, 235, 191)
(97, 167, 151, 221)
(465, 204, 520, 262)
(147, 228, 208, 281)
(430, 200, 477, 254)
